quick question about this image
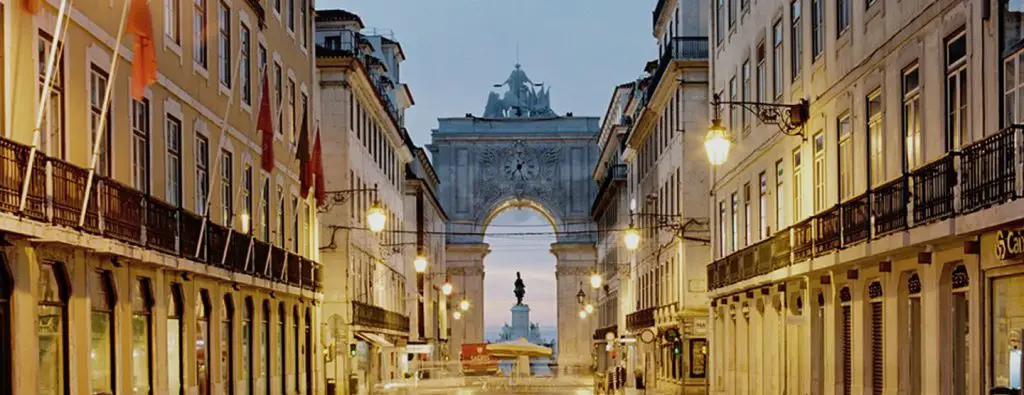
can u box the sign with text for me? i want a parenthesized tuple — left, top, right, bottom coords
(996, 229, 1024, 260)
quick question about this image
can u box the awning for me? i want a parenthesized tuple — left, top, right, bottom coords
(355, 332, 394, 348)
(405, 343, 434, 354)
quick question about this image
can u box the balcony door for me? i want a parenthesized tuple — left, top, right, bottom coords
(0, 255, 10, 395)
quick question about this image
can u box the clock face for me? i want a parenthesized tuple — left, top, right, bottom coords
(503, 154, 539, 180)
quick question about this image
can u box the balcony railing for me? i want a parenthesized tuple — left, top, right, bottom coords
(771, 228, 791, 270)
(911, 153, 957, 224)
(645, 37, 710, 102)
(814, 206, 841, 256)
(961, 126, 1019, 213)
(873, 176, 909, 237)
(0, 136, 321, 291)
(841, 194, 870, 246)
(626, 306, 656, 331)
(792, 219, 813, 262)
(352, 301, 409, 333)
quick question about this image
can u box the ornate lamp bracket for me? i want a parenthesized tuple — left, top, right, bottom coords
(711, 93, 810, 139)
(317, 187, 380, 214)
(631, 212, 712, 244)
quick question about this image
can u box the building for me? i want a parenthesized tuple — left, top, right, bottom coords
(0, 0, 323, 394)
(403, 146, 451, 365)
(314, 9, 417, 394)
(705, 0, 1022, 394)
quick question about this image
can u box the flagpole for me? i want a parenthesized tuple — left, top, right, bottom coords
(77, 0, 132, 228)
(217, 171, 251, 266)
(18, 0, 72, 213)
(193, 45, 248, 259)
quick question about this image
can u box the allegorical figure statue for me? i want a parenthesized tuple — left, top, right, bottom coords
(514, 271, 526, 305)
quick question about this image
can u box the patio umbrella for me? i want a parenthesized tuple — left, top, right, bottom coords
(486, 338, 553, 358)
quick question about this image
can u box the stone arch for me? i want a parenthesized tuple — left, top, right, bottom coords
(477, 196, 562, 238)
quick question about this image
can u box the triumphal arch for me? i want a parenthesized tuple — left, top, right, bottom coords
(428, 64, 600, 370)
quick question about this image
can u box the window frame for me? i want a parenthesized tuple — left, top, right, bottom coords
(132, 98, 151, 193)
(945, 30, 968, 151)
(131, 277, 155, 395)
(168, 284, 184, 395)
(193, 0, 208, 68)
(838, 113, 854, 201)
(221, 150, 233, 225)
(38, 32, 66, 160)
(903, 65, 923, 170)
(195, 134, 210, 214)
(89, 270, 117, 395)
(790, 0, 803, 80)
(867, 89, 885, 186)
(218, 1, 231, 87)
(196, 290, 212, 395)
(88, 65, 113, 177)
(240, 23, 252, 105)
(221, 295, 235, 395)
(773, 20, 784, 100)
(38, 262, 71, 395)
(166, 0, 181, 44)
(812, 132, 826, 212)
(166, 115, 183, 207)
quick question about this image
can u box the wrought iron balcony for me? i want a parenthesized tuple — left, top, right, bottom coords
(792, 219, 814, 261)
(771, 228, 792, 270)
(840, 193, 870, 246)
(645, 37, 710, 102)
(0, 136, 321, 291)
(961, 126, 1019, 213)
(872, 176, 909, 237)
(911, 153, 957, 224)
(626, 306, 656, 331)
(814, 206, 841, 256)
(352, 301, 410, 333)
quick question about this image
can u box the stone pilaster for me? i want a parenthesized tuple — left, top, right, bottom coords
(445, 243, 489, 358)
(550, 242, 597, 373)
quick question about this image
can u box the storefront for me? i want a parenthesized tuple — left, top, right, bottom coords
(986, 227, 1024, 392)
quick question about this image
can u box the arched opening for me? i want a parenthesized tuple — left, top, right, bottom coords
(482, 203, 558, 376)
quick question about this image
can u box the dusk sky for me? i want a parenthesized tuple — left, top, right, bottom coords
(320, 0, 656, 333)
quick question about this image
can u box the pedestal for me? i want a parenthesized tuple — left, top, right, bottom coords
(510, 304, 530, 340)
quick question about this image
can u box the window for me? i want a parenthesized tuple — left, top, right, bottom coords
(837, 0, 850, 35)
(729, 76, 738, 132)
(730, 192, 738, 252)
(261, 178, 270, 241)
(242, 298, 253, 395)
(868, 90, 885, 184)
(743, 183, 751, 245)
(243, 165, 253, 233)
(257, 44, 267, 78)
(728, 0, 736, 27)
(262, 301, 271, 395)
(221, 151, 233, 225)
(813, 133, 826, 212)
(38, 263, 68, 395)
(0, 258, 8, 395)
(286, 0, 295, 31)
(299, 0, 307, 48)
(840, 287, 852, 395)
(288, 79, 296, 142)
(274, 64, 283, 134)
(869, 281, 884, 395)
(131, 278, 154, 395)
(166, 0, 181, 44)
(838, 114, 854, 201)
(718, 201, 726, 257)
(811, 0, 824, 58)
(166, 116, 183, 206)
(292, 196, 300, 252)
(867, 0, 877, 10)
(293, 308, 300, 393)
(89, 66, 112, 176)
(716, 0, 725, 43)
(196, 135, 210, 214)
(791, 0, 802, 79)
(221, 296, 234, 395)
(38, 33, 65, 159)
(904, 66, 923, 169)
(305, 308, 313, 395)
(278, 186, 286, 246)
(1003, 3, 1024, 125)
(301, 202, 309, 256)
(278, 304, 286, 395)
(946, 31, 968, 151)
(759, 172, 768, 238)
(742, 60, 751, 131)
(274, 0, 280, 13)
(793, 149, 802, 221)
(218, 2, 231, 87)
(950, 265, 970, 394)
(167, 284, 184, 395)
(905, 273, 922, 395)
(775, 160, 785, 230)
(773, 20, 784, 99)
(756, 42, 766, 103)
(89, 270, 116, 395)
(196, 290, 211, 395)
(193, 0, 207, 68)
(132, 99, 151, 193)
(240, 24, 251, 105)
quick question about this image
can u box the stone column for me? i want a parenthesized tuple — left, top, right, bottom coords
(446, 243, 489, 358)
(550, 242, 597, 375)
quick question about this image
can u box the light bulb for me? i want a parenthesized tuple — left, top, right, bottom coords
(624, 223, 641, 251)
(704, 119, 732, 166)
(459, 299, 470, 311)
(367, 202, 387, 233)
(590, 273, 602, 289)
(452, 311, 462, 320)
(240, 212, 251, 232)
(579, 310, 588, 319)
(585, 303, 594, 314)
(413, 255, 428, 273)
(441, 282, 453, 296)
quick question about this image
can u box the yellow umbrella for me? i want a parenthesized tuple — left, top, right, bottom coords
(485, 338, 553, 358)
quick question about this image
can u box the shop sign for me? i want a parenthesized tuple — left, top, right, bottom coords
(996, 229, 1024, 260)
(639, 329, 657, 344)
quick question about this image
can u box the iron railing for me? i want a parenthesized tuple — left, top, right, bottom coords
(0, 136, 321, 291)
(814, 206, 841, 255)
(840, 194, 870, 246)
(911, 153, 957, 224)
(793, 219, 814, 262)
(626, 306, 656, 331)
(872, 176, 909, 237)
(771, 228, 792, 270)
(961, 126, 1019, 213)
(352, 301, 409, 333)
(645, 37, 710, 102)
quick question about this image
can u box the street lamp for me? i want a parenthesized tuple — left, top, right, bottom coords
(367, 201, 387, 233)
(459, 299, 471, 311)
(705, 93, 809, 165)
(590, 272, 602, 289)
(579, 310, 588, 319)
(584, 303, 594, 314)
(413, 255, 428, 273)
(441, 280, 453, 296)
(453, 311, 462, 320)
(623, 221, 641, 251)
(576, 284, 586, 305)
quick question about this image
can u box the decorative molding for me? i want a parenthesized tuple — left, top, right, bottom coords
(554, 267, 593, 277)
(447, 267, 484, 276)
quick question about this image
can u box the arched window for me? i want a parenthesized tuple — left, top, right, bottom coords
(196, 290, 211, 395)
(242, 297, 254, 395)
(293, 307, 300, 393)
(305, 307, 313, 395)
(262, 301, 271, 395)
(221, 295, 234, 395)
(839, 287, 852, 395)
(38, 262, 70, 395)
(951, 265, 969, 394)
(905, 273, 922, 395)
(89, 270, 116, 395)
(167, 284, 184, 395)
(0, 256, 11, 395)
(131, 277, 155, 395)
(868, 281, 884, 395)
(278, 303, 286, 395)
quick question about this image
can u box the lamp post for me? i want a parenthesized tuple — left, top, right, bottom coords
(704, 93, 810, 165)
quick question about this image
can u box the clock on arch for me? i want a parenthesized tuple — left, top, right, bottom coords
(502, 150, 539, 181)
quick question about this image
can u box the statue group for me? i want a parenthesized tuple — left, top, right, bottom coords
(484, 64, 557, 118)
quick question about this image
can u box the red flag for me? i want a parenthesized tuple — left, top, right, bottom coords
(127, 0, 157, 100)
(257, 73, 275, 172)
(296, 112, 311, 194)
(22, 0, 39, 14)
(311, 128, 325, 205)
